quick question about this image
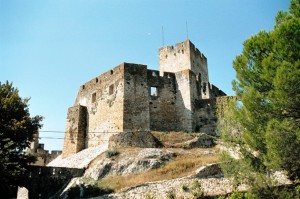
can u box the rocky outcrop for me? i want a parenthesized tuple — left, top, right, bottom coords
(84, 148, 176, 179)
(95, 164, 236, 199)
(108, 131, 163, 149)
(181, 133, 215, 149)
(99, 176, 235, 199)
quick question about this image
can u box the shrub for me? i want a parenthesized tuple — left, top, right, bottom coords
(166, 189, 176, 199)
(181, 183, 189, 191)
(191, 180, 202, 191)
(106, 149, 120, 158)
(145, 193, 155, 199)
(191, 180, 203, 199)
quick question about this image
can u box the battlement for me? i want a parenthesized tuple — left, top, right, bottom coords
(159, 40, 207, 63)
(187, 40, 207, 62)
(79, 63, 124, 93)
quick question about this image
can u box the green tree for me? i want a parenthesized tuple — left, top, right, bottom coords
(0, 81, 43, 196)
(219, 0, 300, 195)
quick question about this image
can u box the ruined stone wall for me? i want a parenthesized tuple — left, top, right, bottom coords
(194, 99, 218, 135)
(148, 70, 178, 131)
(209, 83, 227, 98)
(74, 64, 125, 148)
(62, 105, 87, 158)
(25, 166, 85, 199)
(123, 63, 150, 132)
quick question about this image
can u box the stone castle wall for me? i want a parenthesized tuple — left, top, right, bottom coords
(62, 40, 226, 157)
(148, 70, 178, 131)
(123, 64, 150, 132)
(62, 105, 87, 158)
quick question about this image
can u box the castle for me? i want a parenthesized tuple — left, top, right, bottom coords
(62, 40, 226, 157)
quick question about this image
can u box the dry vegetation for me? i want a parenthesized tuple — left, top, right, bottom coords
(100, 151, 218, 191)
(85, 132, 219, 192)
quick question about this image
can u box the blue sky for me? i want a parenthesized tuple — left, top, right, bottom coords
(0, 0, 290, 151)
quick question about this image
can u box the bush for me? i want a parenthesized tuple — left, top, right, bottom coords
(145, 193, 155, 199)
(191, 180, 203, 199)
(106, 149, 120, 158)
(166, 189, 176, 199)
(181, 183, 189, 191)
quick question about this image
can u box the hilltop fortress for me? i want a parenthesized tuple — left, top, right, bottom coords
(62, 40, 226, 157)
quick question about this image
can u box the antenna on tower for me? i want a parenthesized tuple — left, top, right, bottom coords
(186, 21, 189, 40)
(162, 26, 165, 46)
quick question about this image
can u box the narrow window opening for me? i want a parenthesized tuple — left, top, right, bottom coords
(182, 49, 184, 54)
(150, 87, 158, 96)
(152, 71, 157, 77)
(197, 73, 202, 81)
(95, 78, 98, 83)
(109, 84, 114, 95)
(110, 70, 113, 75)
(92, 92, 96, 103)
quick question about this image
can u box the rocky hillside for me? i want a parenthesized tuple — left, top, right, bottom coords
(45, 132, 290, 199)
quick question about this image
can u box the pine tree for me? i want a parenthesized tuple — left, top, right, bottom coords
(219, 0, 300, 195)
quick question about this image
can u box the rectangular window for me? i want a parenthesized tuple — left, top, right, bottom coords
(109, 84, 114, 95)
(92, 92, 96, 103)
(150, 87, 158, 96)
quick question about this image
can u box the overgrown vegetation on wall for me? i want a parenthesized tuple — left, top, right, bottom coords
(218, 0, 300, 197)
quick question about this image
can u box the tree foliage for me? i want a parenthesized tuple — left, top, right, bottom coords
(0, 81, 43, 195)
(219, 0, 300, 194)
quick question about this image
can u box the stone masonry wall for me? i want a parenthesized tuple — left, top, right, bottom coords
(174, 69, 193, 132)
(189, 41, 209, 83)
(159, 40, 191, 76)
(62, 105, 87, 158)
(25, 166, 85, 199)
(159, 40, 208, 85)
(123, 63, 150, 132)
(75, 64, 125, 148)
(194, 99, 218, 135)
(148, 70, 178, 131)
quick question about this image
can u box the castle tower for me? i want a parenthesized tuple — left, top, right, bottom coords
(159, 40, 209, 84)
(158, 40, 211, 132)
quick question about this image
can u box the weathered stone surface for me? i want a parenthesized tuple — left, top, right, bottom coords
(182, 133, 215, 149)
(108, 131, 162, 149)
(84, 148, 176, 179)
(195, 163, 222, 178)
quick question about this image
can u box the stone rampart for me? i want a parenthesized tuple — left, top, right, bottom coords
(19, 166, 85, 199)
